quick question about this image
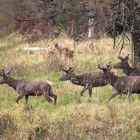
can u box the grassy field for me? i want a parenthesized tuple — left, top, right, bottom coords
(0, 34, 140, 140)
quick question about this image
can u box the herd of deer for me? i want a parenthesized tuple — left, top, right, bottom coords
(1, 54, 140, 105)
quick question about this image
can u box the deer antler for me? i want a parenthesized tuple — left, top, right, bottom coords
(5, 67, 13, 75)
(59, 65, 69, 73)
(106, 61, 112, 67)
(98, 62, 112, 71)
(60, 65, 74, 73)
(98, 65, 107, 71)
(106, 62, 112, 70)
(67, 67, 74, 72)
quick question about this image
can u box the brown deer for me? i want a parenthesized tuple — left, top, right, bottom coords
(98, 62, 140, 102)
(114, 54, 140, 76)
(0, 67, 57, 104)
(54, 43, 74, 60)
(60, 67, 108, 97)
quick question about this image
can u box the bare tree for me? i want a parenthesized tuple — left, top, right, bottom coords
(106, 0, 140, 67)
(88, 0, 95, 52)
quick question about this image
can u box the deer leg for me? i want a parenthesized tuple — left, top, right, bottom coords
(44, 95, 53, 103)
(88, 87, 92, 97)
(48, 89, 57, 105)
(40, 86, 53, 103)
(80, 86, 88, 96)
(49, 93, 57, 105)
(128, 93, 132, 103)
(108, 92, 119, 102)
(25, 95, 29, 103)
(16, 95, 24, 104)
(43, 91, 53, 103)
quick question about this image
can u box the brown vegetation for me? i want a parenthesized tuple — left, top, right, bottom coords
(54, 43, 74, 60)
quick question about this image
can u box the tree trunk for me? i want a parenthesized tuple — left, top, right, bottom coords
(132, 20, 140, 68)
(88, 10, 94, 52)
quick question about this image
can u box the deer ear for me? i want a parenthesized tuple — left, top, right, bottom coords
(59, 65, 68, 73)
(117, 55, 124, 61)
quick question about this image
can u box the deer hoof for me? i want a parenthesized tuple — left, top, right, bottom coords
(16, 101, 19, 104)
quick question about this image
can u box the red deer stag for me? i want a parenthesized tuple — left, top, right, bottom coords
(60, 66, 108, 97)
(0, 67, 57, 104)
(114, 54, 140, 76)
(98, 63, 140, 102)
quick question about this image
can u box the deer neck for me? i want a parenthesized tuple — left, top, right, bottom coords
(107, 74, 118, 87)
(123, 63, 133, 75)
(70, 75, 84, 85)
(123, 62, 133, 75)
(6, 78, 19, 90)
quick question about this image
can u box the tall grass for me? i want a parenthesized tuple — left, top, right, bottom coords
(1, 34, 139, 140)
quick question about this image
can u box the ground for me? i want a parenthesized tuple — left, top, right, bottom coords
(0, 34, 140, 140)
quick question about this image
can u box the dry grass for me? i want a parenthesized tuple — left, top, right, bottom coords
(0, 34, 139, 140)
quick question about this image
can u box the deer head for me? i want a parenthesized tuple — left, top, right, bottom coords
(0, 67, 13, 84)
(98, 62, 116, 79)
(114, 54, 130, 69)
(59, 66, 75, 81)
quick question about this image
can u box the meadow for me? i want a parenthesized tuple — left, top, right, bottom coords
(0, 34, 140, 140)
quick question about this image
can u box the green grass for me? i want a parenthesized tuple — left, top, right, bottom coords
(1, 34, 140, 139)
